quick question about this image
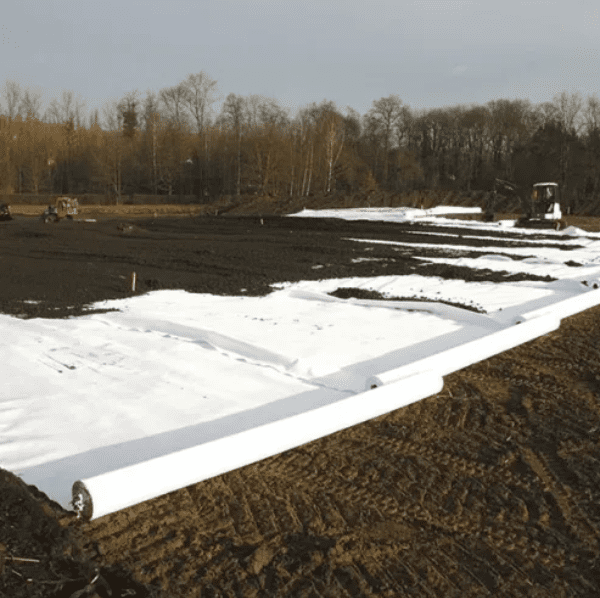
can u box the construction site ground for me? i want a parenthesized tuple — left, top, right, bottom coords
(2, 207, 600, 597)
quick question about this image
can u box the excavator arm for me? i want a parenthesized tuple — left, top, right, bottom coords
(485, 179, 532, 219)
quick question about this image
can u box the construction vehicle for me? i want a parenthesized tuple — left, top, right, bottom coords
(41, 197, 79, 223)
(484, 179, 565, 230)
(0, 203, 12, 221)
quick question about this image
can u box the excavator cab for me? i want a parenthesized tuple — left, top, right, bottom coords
(531, 183, 561, 221)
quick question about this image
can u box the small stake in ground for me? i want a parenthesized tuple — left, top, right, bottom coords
(130, 271, 136, 292)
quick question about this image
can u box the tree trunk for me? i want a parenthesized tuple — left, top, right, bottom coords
(305, 146, 313, 196)
(236, 130, 241, 197)
(151, 121, 157, 196)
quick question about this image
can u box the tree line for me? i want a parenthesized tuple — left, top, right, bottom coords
(1, 75, 599, 207)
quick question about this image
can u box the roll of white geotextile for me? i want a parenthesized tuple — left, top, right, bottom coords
(519, 287, 600, 323)
(72, 370, 444, 520)
(366, 313, 560, 390)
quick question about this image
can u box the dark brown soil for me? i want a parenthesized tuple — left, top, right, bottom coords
(3, 212, 600, 597)
(0, 214, 568, 320)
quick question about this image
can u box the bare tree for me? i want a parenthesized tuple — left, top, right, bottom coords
(534, 101, 560, 130)
(19, 88, 43, 120)
(243, 97, 289, 194)
(142, 91, 161, 194)
(0, 127, 13, 192)
(88, 108, 100, 130)
(322, 110, 345, 193)
(552, 91, 584, 135)
(40, 91, 85, 193)
(297, 101, 345, 195)
(2, 80, 22, 121)
(219, 93, 247, 195)
(101, 99, 123, 131)
(73, 95, 87, 129)
(486, 99, 535, 179)
(159, 83, 189, 126)
(91, 128, 123, 201)
(44, 99, 61, 124)
(343, 107, 361, 146)
(219, 93, 246, 130)
(156, 120, 192, 196)
(548, 92, 585, 196)
(300, 119, 315, 197)
(61, 90, 74, 124)
(51, 90, 74, 124)
(459, 105, 491, 189)
(367, 94, 404, 184)
(394, 104, 413, 148)
(44, 90, 86, 126)
(96, 99, 126, 201)
(242, 94, 288, 129)
(258, 97, 289, 128)
(293, 107, 318, 197)
(181, 71, 218, 134)
(180, 73, 219, 198)
(583, 94, 600, 136)
(582, 94, 600, 202)
(19, 120, 54, 193)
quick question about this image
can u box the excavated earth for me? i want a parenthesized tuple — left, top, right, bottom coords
(2, 212, 600, 596)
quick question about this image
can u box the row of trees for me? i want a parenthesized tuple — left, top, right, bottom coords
(1, 75, 600, 206)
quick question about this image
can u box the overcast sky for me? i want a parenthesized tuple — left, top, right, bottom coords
(2, 0, 599, 120)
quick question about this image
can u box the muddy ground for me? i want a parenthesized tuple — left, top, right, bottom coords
(2, 212, 600, 597)
(0, 212, 574, 320)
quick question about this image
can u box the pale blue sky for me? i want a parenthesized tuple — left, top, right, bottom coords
(2, 0, 599, 119)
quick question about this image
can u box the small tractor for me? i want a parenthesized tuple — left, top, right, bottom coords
(484, 179, 565, 230)
(0, 203, 12, 221)
(41, 197, 79, 223)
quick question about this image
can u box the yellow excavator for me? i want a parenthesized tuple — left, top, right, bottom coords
(484, 179, 565, 230)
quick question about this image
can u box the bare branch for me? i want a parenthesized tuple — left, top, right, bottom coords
(19, 88, 43, 120)
(181, 71, 218, 134)
(3, 79, 22, 120)
(159, 83, 189, 126)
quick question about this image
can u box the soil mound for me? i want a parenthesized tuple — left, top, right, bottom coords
(0, 467, 161, 598)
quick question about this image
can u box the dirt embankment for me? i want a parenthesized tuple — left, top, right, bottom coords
(3, 213, 600, 597)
